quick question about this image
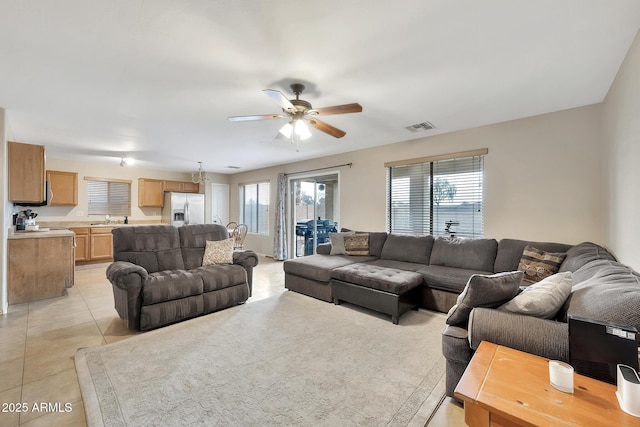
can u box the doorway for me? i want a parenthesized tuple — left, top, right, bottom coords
(289, 173, 339, 257)
(210, 183, 229, 225)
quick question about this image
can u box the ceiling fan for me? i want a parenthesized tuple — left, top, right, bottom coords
(228, 83, 362, 140)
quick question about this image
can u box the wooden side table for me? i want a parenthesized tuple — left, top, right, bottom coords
(454, 341, 639, 426)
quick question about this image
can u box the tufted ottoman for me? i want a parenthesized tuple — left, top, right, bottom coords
(330, 263, 423, 324)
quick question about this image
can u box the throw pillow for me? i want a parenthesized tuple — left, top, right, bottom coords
(344, 233, 370, 256)
(329, 231, 355, 255)
(202, 238, 234, 265)
(498, 272, 573, 319)
(445, 271, 523, 326)
(518, 245, 567, 285)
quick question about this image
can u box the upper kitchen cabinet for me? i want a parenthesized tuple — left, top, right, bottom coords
(46, 170, 78, 206)
(8, 141, 46, 203)
(163, 180, 200, 193)
(138, 178, 164, 207)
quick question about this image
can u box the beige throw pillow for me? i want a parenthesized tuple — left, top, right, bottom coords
(202, 238, 234, 265)
(329, 231, 355, 255)
(498, 272, 573, 319)
(518, 245, 567, 285)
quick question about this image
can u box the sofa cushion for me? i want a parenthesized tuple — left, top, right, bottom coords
(112, 225, 184, 273)
(380, 234, 434, 264)
(331, 263, 423, 294)
(418, 265, 494, 293)
(192, 264, 247, 292)
(178, 224, 230, 270)
(561, 260, 640, 331)
(283, 254, 376, 283)
(445, 271, 523, 326)
(344, 233, 370, 256)
(429, 237, 498, 272)
(558, 242, 616, 273)
(142, 270, 203, 305)
(367, 258, 426, 272)
(498, 272, 573, 319)
(329, 231, 355, 255)
(518, 245, 567, 285)
(494, 239, 572, 273)
(202, 238, 234, 265)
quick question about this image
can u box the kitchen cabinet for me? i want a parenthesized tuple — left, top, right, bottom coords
(90, 227, 114, 260)
(8, 141, 46, 203)
(138, 178, 164, 207)
(47, 170, 78, 206)
(139, 178, 201, 207)
(8, 232, 75, 304)
(71, 227, 113, 263)
(163, 180, 200, 193)
(71, 227, 90, 262)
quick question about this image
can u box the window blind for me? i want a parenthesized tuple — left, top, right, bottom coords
(386, 154, 484, 238)
(87, 179, 131, 216)
(240, 181, 270, 235)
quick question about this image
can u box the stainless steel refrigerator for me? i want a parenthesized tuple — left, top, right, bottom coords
(162, 192, 205, 226)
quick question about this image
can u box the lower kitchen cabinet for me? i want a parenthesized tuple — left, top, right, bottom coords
(8, 233, 75, 304)
(71, 227, 114, 263)
(90, 227, 114, 260)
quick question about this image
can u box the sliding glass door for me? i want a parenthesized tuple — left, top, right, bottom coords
(289, 173, 339, 257)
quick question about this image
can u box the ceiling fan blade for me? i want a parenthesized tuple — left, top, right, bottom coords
(263, 89, 296, 113)
(308, 118, 346, 138)
(228, 114, 286, 122)
(311, 103, 363, 116)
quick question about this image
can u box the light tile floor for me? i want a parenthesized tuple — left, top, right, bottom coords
(0, 256, 465, 427)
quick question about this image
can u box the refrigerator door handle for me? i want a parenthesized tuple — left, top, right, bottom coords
(185, 202, 189, 224)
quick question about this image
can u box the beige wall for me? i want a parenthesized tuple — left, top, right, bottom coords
(602, 30, 640, 271)
(33, 157, 230, 224)
(230, 104, 604, 257)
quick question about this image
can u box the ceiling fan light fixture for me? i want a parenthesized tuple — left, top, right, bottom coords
(294, 119, 312, 140)
(279, 122, 293, 139)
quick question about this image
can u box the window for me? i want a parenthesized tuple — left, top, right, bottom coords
(386, 150, 486, 238)
(86, 177, 131, 216)
(240, 181, 270, 234)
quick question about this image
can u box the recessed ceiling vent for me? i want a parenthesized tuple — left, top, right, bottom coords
(405, 121, 435, 133)
(226, 165, 241, 169)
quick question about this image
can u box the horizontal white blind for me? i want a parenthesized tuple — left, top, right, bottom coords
(87, 180, 131, 216)
(387, 155, 484, 238)
(241, 182, 270, 235)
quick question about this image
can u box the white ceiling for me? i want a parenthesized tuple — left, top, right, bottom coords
(1, 1, 639, 174)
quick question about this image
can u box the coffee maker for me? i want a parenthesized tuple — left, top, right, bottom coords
(13, 209, 38, 231)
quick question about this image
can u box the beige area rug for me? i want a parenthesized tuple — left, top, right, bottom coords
(75, 291, 446, 427)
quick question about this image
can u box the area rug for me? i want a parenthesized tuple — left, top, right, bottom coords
(75, 291, 446, 426)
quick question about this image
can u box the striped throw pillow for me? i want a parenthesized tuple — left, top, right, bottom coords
(518, 245, 567, 285)
(344, 233, 370, 256)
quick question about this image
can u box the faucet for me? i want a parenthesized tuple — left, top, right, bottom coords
(105, 214, 111, 224)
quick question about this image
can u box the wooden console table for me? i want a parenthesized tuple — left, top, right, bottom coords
(454, 341, 638, 426)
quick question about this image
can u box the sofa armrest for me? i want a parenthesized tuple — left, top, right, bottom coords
(106, 261, 149, 289)
(106, 261, 149, 330)
(469, 308, 569, 362)
(233, 250, 259, 295)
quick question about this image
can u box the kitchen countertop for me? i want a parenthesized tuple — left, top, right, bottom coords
(8, 229, 76, 240)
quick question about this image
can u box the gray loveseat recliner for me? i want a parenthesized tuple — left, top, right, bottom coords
(106, 224, 259, 331)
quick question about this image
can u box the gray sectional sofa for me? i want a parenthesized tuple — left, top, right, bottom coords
(283, 231, 640, 397)
(106, 224, 259, 331)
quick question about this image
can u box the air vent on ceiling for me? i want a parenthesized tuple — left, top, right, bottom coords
(226, 165, 241, 170)
(405, 121, 436, 133)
